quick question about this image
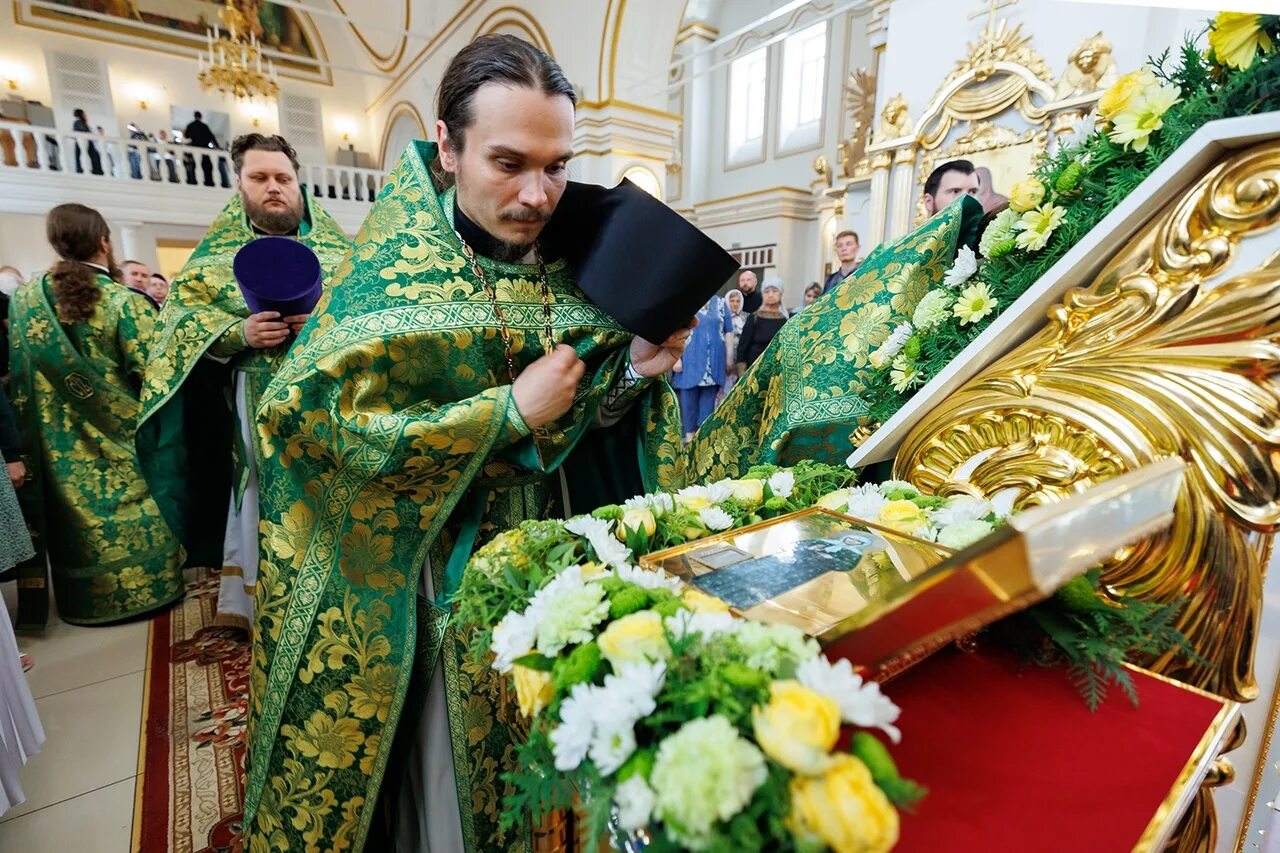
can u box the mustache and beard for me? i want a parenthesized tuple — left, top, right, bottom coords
(487, 206, 551, 262)
(245, 194, 304, 235)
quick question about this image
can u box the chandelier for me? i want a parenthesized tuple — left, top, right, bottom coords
(197, 1, 279, 103)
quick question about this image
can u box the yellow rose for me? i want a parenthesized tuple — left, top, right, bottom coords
(1097, 68, 1155, 121)
(789, 754, 900, 853)
(616, 507, 657, 540)
(877, 499, 928, 535)
(579, 561, 608, 580)
(1007, 177, 1046, 213)
(676, 494, 711, 511)
(1209, 12, 1275, 71)
(751, 680, 841, 775)
(512, 664, 554, 718)
(815, 488, 852, 511)
(725, 479, 765, 506)
(597, 610, 670, 668)
(682, 587, 731, 614)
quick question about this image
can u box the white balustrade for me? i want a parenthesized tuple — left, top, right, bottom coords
(0, 119, 386, 203)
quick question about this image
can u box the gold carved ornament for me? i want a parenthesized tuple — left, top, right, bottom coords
(840, 68, 878, 177)
(893, 138, 1280, 705)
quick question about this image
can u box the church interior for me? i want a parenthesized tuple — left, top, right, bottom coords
(0, 1, 1278, 851)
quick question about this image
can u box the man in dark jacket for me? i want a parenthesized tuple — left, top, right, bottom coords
(183, 111, 219, 186)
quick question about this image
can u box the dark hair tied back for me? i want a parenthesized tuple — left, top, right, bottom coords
(46, 203, 110, 324)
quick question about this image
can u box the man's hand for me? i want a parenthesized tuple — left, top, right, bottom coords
(7, 460, 26, 489)
(631, 317, 698, 378)
(512, 344, 585, 430)
(283, 313, 310, 335)
(244, 311, 290, 349)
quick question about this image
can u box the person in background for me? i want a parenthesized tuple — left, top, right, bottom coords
(802, 282, 823, 309)
(672, 293, 734, 440)
(922, 158, 980, 217)
(736, 268, 762, 313)
(147, 272, 170, 304)
(7, 203, 185, 628)
(120, 260, 156, 304)
(183, 111, 219, 187)
(0, 265, 22, 381)
(823, 229, 861, 293)
(736, 278, 789, 372)
(721, 287, 747, 397)
(157, 130, 179, 183)
(71, 109, 102, 176)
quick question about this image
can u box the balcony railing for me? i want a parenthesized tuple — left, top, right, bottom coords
(0, 120, 386, 204)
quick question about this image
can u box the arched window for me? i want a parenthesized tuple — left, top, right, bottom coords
(778, 21, 828, 153)
(728, 46, 768, 165)
(621, 166, 662, 200)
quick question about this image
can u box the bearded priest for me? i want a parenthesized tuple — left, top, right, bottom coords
(241, 35, 710, 853)
(137, 133, 353, 631)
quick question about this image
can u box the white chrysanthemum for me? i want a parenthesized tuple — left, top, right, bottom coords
(604, 661, 667, 719)
(552, 683, 598, 771)
(911, 289, 954, 333)
(942, 245, 979, 288)
(937, 518, 995, 550)
(870, 322, 914, 369)
(845, 483, 889, 522)
(929, 495, 994, 527)
(699, 506, 734, 531)
(1061, 111, 1098, 149)
(565, 515, 633, 568)
(730, 621, 820, 675)
(677, 481, 734, 510)
(526, 566, 610, 656)
(613, 562, 684, 592)
(591, 723, 638, 776)
(624, 492, 675, 516)
(651, 716, 768, 851)
(614, 774, 656, 831)
(768, 470, 795, 499)
(878, 480, 920, 497)
(890, 355, 923, 393)
(796, 656, 903, 743)
(490, 610, 535, 673)
(978, 208, 1020, 258)
(665, 610, 737, 641)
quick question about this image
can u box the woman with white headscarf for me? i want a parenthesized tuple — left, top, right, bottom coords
(720, 288, 748, 398)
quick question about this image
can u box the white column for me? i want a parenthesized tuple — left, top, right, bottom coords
(116, 221, 159, 271)
(681, 21, 717, 205)
(887, 147, 918, 240)
(866, 152, 892, 249)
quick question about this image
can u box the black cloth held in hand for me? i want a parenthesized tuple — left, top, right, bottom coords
(540, 179, 740, 344)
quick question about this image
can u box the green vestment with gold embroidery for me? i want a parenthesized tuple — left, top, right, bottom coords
(242, 141, 684, 852)
(7, 273, 185, 627)
(684, 197, 983, 483)
(137, 191, 353, 565)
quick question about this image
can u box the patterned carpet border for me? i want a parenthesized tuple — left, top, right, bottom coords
(133, 569, 248, 853)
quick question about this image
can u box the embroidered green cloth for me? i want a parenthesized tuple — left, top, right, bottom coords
(683, 196, 984, 482)
(242, 141, 683, 852)
(8, 273, 184, 627)
(137, 191, 352, 559)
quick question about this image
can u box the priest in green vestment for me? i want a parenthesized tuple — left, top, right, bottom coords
(8, 203, 184, 628)
(243, 36, 689, 853)
(137, 133, 353, 631)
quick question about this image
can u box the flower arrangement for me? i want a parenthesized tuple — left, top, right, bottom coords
(859, 14, 1280, 428)
(454, 461, 927, 852)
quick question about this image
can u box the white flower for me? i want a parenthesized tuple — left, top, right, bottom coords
(624, 492, 674, 516)
(699, 506, 734, 531)
(890, 355, 923, 393)
(730, 621, 820, 675)
(929, 495, 994, 527)
(870, 322, 913, 369)
(844, 483, 889, 521)
(490, 610, 536, 674)
(937, 518, 995, 550)
(605, 661, 667, 719)
(614, 774, 656, 831)
(767, 470, 795, 499)
(879, 480, 920, 497)
(613, 562, 683, 593)
(526, 566, 611, 656)
(665, 610, 737, 641)
(551, 683, 598, 771)
(911, 289, 954, 333)
(591, 723, 638, 776)
(1061, 111, 1097, 149)
(942, 245, 979, 288)
(565, 515, 633, 568)
(796, 656, 903, 743)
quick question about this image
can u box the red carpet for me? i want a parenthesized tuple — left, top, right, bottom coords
(133, 569, 248, 853)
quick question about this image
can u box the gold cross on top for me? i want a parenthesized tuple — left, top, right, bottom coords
(968, 0, 1019, 40)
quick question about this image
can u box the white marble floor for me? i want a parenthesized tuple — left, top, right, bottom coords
(0, 583, 150, 851)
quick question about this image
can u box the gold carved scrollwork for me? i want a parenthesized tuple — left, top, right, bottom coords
(840, 68, 878, 176)
(894, 139, 1280, 705)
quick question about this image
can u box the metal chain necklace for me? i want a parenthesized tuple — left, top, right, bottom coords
(455, 235, 556, 386)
